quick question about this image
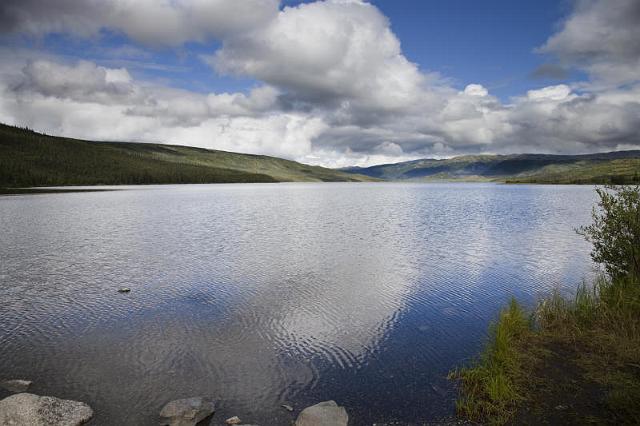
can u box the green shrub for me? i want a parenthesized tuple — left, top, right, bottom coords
(578, 185, 640, 281)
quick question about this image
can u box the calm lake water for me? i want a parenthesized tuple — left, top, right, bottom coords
(0, 183, 597, 425)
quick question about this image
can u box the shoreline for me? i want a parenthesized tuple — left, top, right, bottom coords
(0, 180, 602, 197)
(0, 187, 119, 195)
(450, 185, 640, 424)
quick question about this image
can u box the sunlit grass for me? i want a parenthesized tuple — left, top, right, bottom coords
(448, 298, 530, 424)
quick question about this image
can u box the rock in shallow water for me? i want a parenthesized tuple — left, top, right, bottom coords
(0, 393, 93, 426)
(159, 397, 215, 426)
(225, 415, 242, 424)
(0, 379, 32, 393)
(295, 401, 348, 426)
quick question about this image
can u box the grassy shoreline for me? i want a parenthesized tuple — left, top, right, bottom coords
(450, 185, 640, 425)
(450, 277, 640, 424)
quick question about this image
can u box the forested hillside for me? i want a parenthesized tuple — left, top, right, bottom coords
(0, 124, 371, 187)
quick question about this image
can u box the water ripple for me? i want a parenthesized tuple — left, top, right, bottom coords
(0, 183, 597, 425)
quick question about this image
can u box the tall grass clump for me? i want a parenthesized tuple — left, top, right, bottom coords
(449, 298, 530, 424)
(536, 275, 640, 336)
(535, 274, 640, 421)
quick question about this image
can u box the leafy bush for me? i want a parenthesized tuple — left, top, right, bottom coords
(578, 185, 640, 281)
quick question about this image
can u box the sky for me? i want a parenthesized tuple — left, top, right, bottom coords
(0, 0, 639, 167)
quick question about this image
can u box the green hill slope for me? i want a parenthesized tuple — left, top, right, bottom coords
(342, 152, 640, 184)
(0, 124, 372, 187)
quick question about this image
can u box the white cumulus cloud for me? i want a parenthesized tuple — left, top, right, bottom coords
(0, 0, 639, 166)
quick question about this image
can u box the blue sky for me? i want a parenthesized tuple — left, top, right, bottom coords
(0, 0, 638, 166)
(372, 0, 581, 98)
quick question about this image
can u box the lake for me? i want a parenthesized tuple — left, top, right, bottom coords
(0, 183, 597, 425)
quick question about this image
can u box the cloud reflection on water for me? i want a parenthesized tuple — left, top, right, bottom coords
(0, 183, 596, 425)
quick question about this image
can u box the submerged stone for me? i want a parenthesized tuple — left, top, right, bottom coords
(0, 393, 93, 426)
(0, 379, 32, 393)
(295, 400, 348, 426)
(159, 397, 215, 426)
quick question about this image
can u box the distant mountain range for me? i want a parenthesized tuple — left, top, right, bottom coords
(0, 123, 372, 188)
(341, 151, 640, 184)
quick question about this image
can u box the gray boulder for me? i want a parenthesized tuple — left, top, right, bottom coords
(159, 397, 215, 426)
(295, 401, 348, 426)
(0, 393, 93, 426)
(0, 380, 32, 393)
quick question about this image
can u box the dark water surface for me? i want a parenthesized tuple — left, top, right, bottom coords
(0, 183, 597, 425)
